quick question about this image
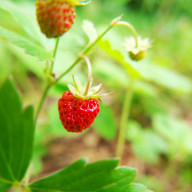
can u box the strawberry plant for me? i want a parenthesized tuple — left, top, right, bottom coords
(0, 0, 154, 192)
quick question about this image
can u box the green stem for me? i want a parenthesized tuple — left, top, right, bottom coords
(116, 77, 135, 160)
(34, 84, 50, 123)
(81, 55, 92, 96)
(35, 16, 132, 122)
(23, 164, 32, 185)
(35, 38, 60, 123)
(50, 37, 60, 72)
(116, 21, 139, 47)
(56, 16, 121, 83)
(56, 17, 139, 82)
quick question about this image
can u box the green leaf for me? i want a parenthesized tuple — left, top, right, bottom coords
(126, 121, 166, 164)
(0, 182, 12, 192)
(153, 114, 192, 159)
(97, 39, 142, 78)
(0, 26, 52, 61)
(97, 181, 148, 192)
(93, 105, 117, 140)
(7, 45, 45, 79)
(0, 7, 26, 36)
(153, 114, 192, 143)
(93, 58, 157, 97)
(82, 20, 98, 43)
(134, 81, 158, 97)
(121, 183, 149, 192)
(0, 1, 45, 46)
(30, 159, 137, 192)
(136, 176, 163, 192)
(137, 61, 192, 93)
(0, 79, 35, 186)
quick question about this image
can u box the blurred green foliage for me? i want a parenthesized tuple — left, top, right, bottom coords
(0, 0, 192, 191)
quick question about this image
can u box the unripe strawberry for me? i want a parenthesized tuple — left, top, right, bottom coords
(129, 50, 146, 61)
(123, 36, 151, 61)
(36, 0, 76, 38)
(58, 91, 100, 132)
(36, 0, 90, 38)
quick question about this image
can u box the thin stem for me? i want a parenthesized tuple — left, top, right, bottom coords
(116, 21, 139, 47)
(34, 84, 50, 123)
(56, 16, 122, 83)
(35, 38, 60, 123)
(23, 164, 33, 185)
(35, 16, 122, 122)
(81, 55, 92, 96)
(116, 77, 135, 160)
(55, 57, 81, 83)
(50, 37, 60, 72)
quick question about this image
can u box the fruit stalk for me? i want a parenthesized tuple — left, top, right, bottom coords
(116, 21, 139, 47)
(35, 16, 122, 123)
(50, 37, 60, 71)
(81, 55, 92, 96)
(55, 15, 122, 83)
(116, 77, 135, 160)
(35, 38, 60, 123)
(34, 83, 50, 124)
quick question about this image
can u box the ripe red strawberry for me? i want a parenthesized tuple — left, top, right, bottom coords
(36, 0, 78, 38)
(58, 91, 100, 132)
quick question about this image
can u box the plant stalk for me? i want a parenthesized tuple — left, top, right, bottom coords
(50, 37, 60, 72)
(55, 16, 122, 83)
(34, 84, 50, 124)
(116, 21, 139, 47)
(35, 16, 135, 122)
(81, 55, 92, 96)
(35, 38, 60, 123)
(116, 77, 135, 160)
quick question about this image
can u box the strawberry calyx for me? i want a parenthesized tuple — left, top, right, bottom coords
(68, 56, 110, 99)
(70, 0, 92, 6)
(67, 75, 110, 99)
(68, 55, 109, 99)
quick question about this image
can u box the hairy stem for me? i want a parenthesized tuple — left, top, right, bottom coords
(81, 55, 92, 96)
(116, 21, 139, 47)
(35, 38, 60, 123)
(50, 37, 60, 72)
(56, 16, 122, 83)
(34, 84, 50, 123)
(35, 16, 135, 122)
(116, 77, 135, 160)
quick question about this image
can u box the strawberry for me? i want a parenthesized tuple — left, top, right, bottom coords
(36, 0, 90, 38)
(58, 75, 109, 133)
(123, 36, 151, 61)
(58, 91, 100, 132)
